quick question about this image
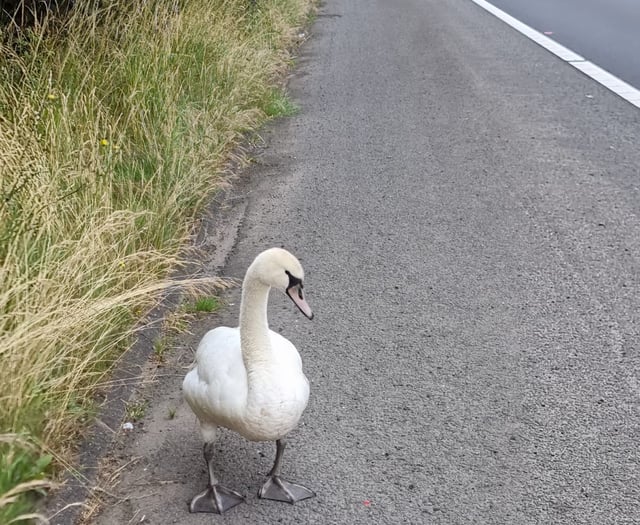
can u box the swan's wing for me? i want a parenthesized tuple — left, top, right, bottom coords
(182, 327, 247, 425)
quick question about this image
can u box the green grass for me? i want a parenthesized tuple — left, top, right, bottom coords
(186, 296, 222, 314)
(0, 0, 313, 520)
(0, 436, 52, 524)
(264, 88, 300, 117)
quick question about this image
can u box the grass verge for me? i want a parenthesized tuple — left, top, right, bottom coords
(0, 0, 312, 521)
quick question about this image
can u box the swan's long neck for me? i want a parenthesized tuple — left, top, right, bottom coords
(239, 275, 272, 371)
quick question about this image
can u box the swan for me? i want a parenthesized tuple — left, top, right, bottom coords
(182, 247, 315, 514)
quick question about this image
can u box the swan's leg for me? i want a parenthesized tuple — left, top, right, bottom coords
(258, 439, 315, 504)
(189, 441, 245, 514)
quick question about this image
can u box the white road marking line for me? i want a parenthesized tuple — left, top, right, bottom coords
(471, 0, 640, 109)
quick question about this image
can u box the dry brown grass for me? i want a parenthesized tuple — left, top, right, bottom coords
(0, 0, 312, 520)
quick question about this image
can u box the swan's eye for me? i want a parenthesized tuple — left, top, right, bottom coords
(285, 270, 302, 290)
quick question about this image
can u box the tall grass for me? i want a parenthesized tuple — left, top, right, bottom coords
(0, 0, 311, 521)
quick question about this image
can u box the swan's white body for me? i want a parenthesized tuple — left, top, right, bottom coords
(182, 248, 311, 444)
(182, 249, 315, 513)
(183, 326, 309, 442)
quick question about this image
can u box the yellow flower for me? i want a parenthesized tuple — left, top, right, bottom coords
(100, 139, 109, 147)
(47, 93, 58, 101)
(118, 260, 126, 269)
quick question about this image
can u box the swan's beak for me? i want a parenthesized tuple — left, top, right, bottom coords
(286, 284, 314, 320)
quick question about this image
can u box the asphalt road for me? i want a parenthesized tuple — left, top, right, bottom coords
(89, 0, 640, 524)
(487, 0, 640, 89)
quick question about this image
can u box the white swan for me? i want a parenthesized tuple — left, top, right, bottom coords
(182, 248, 315, 514)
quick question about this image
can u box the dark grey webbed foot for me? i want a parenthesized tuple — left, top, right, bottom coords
(189, 441, 245, 514)
(258, 475, 315, 503)
(258, 438, 315, 504)
(189, 484, 245, 514)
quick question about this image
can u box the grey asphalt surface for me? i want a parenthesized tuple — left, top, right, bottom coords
(487, 0, 640, 89)
(90, 0, 640, 524)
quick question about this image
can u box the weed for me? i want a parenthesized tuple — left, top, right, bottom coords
(153, 337, 169, 362)
(124, 400, 147, 423)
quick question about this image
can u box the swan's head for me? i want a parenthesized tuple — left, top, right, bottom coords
(247, 248, 314, 320)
